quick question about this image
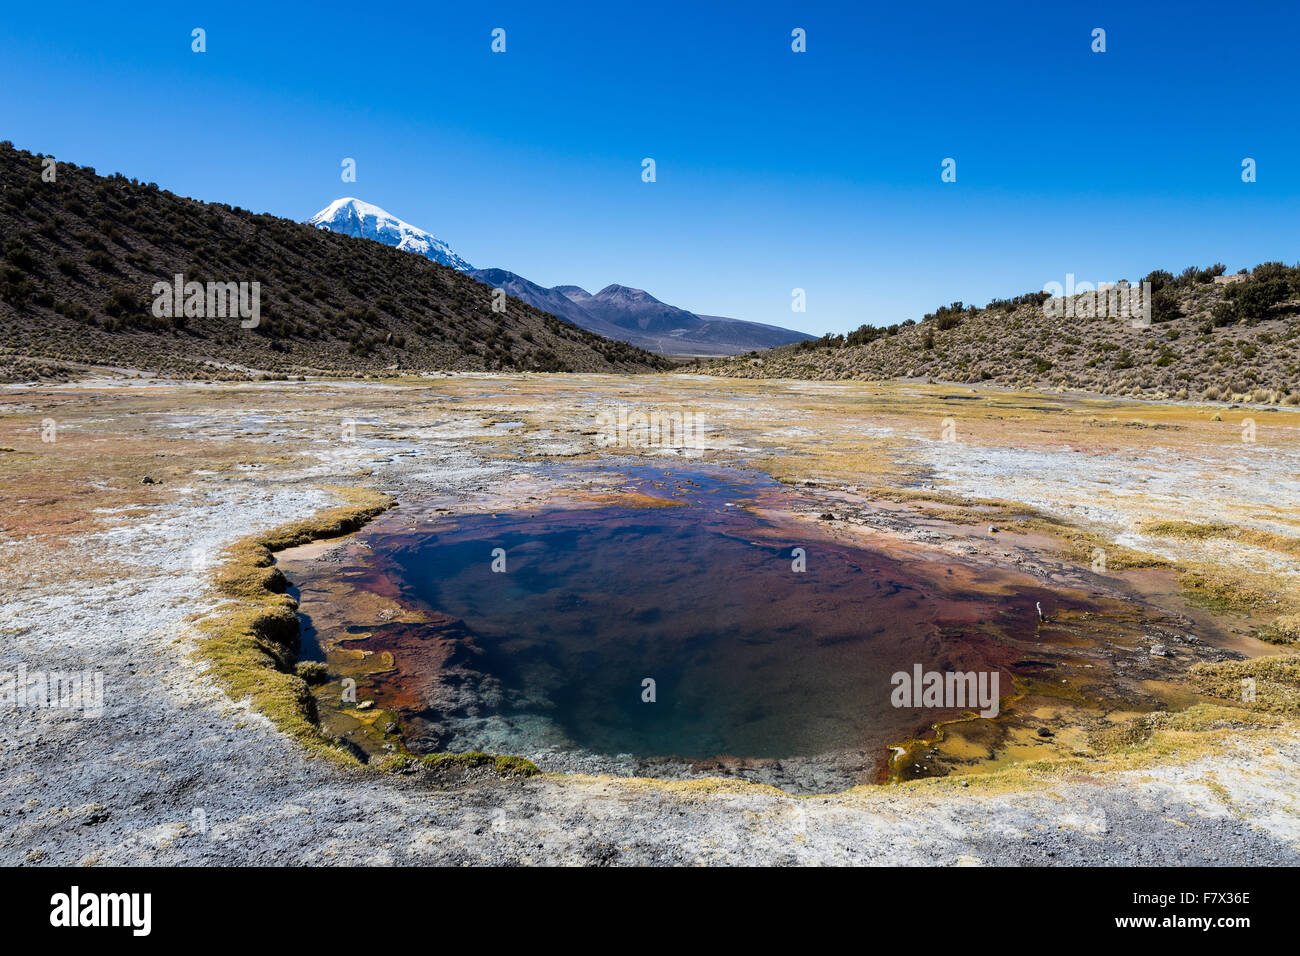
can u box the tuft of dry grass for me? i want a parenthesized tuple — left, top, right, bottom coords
(1142, 519, 1300, 556)
(1188, 657, 1300, 715)
(1262, 615, 1300, 644)
(1086, 704, 1282, 755)
(1177, 564, 1296, 614)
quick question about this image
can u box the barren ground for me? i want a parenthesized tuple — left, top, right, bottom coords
(2, 373, 1298, 865)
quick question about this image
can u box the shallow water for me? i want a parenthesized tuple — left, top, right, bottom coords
(293, 464, 1101, 784)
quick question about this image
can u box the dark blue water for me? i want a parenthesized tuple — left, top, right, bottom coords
(355, 466, 1024, 762)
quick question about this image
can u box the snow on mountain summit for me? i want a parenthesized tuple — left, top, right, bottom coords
(306, 198, 473, 272)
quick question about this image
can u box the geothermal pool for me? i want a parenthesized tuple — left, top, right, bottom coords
(285, 465, 1150, 789)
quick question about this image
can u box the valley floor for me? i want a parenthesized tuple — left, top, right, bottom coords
(2, 373, 1298, 865)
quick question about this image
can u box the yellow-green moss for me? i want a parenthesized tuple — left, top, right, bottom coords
(1142, 519, 1238, 541)
(213, 549, 286, 600)
(1087, 704, 1280, 755)
(885, 702, 1291, 797)
(1177, 565, 1293, 615)
(255, 485, 396, 550)
(197, 485, 538, 777)
(1048, 526, 1170, 570)
(195, 486, 396, 763)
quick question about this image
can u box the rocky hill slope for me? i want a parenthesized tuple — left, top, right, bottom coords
(0, 143, 670, 381)
(695, 267, 1300, 404)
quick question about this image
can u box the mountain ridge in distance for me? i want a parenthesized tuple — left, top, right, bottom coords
(0, 143, 670, 381)
(305, 197, 815, 357)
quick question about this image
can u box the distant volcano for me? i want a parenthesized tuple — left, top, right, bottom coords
(308, 198, 815, 356)
(307, 198, 474, 273)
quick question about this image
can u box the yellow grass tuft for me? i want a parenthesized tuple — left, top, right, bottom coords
(1188, 657, 1300, 715)
(1141, 518, 1300, 556)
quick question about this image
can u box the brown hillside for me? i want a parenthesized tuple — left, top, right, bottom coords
(699, 268, 1300, 405)
(0, 142, 671, 381)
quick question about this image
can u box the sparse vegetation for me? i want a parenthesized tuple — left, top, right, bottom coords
(1141, 519, 1300, 556)
(0, 142, 671, 380)
(699, 263, 1300, 403)
(1189, 657, 1300, 715)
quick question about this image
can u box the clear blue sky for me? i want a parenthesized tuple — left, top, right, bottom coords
(2, 1, 1297, 335)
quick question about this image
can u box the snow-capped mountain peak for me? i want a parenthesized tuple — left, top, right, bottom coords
(306, 198, 473, 272)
